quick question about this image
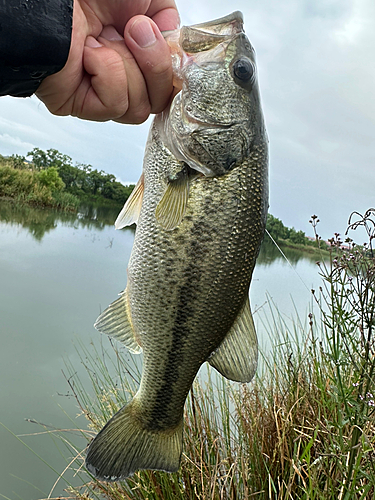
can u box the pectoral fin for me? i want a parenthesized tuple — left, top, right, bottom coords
(208, 297, 258, 383)
(115, 174, 144, 229)
(94, 288, 142, 354)
(155, 169, 189, 231)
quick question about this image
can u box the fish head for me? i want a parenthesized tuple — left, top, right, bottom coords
(160, 12, 266, 177)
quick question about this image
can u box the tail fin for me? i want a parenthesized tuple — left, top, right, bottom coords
(85, 400, 183, 481)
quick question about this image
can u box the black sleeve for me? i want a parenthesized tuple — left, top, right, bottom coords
(0, 0, 73, 97)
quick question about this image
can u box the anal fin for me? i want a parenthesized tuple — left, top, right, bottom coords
(208, 296, 258, 383)
(94, 288, 142, 354)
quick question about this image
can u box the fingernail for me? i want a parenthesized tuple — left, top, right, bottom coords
(100, 25, 123, 41)
(130, 19, 157, 48)
(85, 36, 103, 48)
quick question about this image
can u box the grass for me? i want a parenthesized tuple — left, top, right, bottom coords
(0, 152, 130, 212)
(35, 210, 375, 499)
(52, 191, 80, 211)
(277, 238, 330, 257)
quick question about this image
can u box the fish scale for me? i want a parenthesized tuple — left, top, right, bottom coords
(86, 11, 268, 481)
(135, 154, 265, 425)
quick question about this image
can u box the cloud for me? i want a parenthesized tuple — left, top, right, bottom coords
(0, 133, 34, 155)
(0, 0, 374, 240)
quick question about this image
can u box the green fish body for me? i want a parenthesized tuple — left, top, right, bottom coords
(86, 11, 268, 481)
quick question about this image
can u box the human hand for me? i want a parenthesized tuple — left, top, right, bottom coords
(36, 0, 179, 124)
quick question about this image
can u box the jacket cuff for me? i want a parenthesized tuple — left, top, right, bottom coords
(0, 0, 73, 97)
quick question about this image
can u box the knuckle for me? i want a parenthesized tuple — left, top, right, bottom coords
(148, 58, 171, 78)
(151, 93, 170, 114)
(130, 101, 151, 124)
(110, 97, 130, 119)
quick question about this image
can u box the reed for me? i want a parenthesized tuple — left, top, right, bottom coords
(40, 210, 375, 499)
(51, 191, 80, 211)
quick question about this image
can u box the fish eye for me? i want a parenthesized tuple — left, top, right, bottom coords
(233, 58, 255, 84)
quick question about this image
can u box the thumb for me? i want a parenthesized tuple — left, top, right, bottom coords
(125, 16, 174, 114)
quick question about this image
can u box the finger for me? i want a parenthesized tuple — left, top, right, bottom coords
(79, 37, 131, 121)
(98, 26, 151, 124)
(125, 16, 173, 115)
(151, 6, 180, 31)
(146, 1, 180, 30)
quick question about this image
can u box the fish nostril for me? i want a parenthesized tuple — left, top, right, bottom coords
(226, 157, 237, 170)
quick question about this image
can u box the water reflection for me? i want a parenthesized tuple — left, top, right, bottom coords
(257, 239, 321, 266)
(0, 198, 321, 499)
(0, 199, 322, 266)
(0, 199, 125, 241)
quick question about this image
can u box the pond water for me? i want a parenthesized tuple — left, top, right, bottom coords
(0, 200, 323, 499)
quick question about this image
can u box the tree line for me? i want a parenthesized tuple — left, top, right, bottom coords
(265, 213, 326, 249)
(10, 148, 135, 206)
(3, 149, 320, 248)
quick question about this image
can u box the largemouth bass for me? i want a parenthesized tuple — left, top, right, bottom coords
(86, 11, 268, 481)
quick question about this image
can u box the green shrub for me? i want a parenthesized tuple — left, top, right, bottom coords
(24, 184, 53, 205)
(10, 154, 27, 169)
(0, 165, 35, 198)
(37, 167, 65, 192)
(0, 164, 79, 209)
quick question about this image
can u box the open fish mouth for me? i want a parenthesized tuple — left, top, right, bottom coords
(164, 11, 247, 90)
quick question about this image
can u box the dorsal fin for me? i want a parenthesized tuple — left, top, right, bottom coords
(115, 174, 144, 229)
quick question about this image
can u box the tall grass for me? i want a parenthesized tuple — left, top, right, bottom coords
(52, 191, 80, 211)
(39, 210, 375, 499)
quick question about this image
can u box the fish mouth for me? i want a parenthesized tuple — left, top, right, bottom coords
(162, 93, 242, 131)
(164, 11, 245, 90)
(182, 109, 241, 130)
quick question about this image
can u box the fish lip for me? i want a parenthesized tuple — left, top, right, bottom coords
(189, 117, 233, 129)
(181, 100, 236, 129)
(184, 112, 246, 130)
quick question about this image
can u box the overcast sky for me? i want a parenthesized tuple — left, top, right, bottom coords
(0, 0, 374, 240)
